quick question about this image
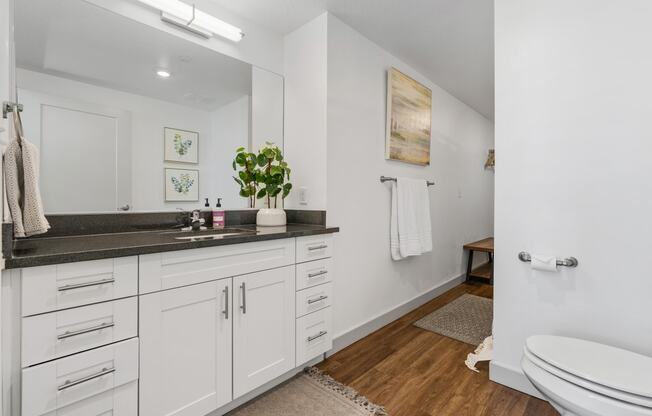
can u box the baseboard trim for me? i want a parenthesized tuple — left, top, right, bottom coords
(490, 360, 544, 400)
(328, 273, 465, 356)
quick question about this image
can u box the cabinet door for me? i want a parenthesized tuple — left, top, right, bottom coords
(233, 266, 295, 398)
(139, 280, 232, 416)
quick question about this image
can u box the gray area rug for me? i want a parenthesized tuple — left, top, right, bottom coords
(414, 294, 493, 345)
(229, 368, 387, 416)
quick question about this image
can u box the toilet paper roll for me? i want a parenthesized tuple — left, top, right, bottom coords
(531, 254, 558, 272)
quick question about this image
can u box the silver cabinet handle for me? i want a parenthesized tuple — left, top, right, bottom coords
(58, 278, 115, 292)
(58, 367, 115, 391)
(223, 286, 229, 319)
(308, 244, 328, 251)
(307, 295, 328, 305)
(308, 270, 328, 278)
(57, 322, 114, 340)
(118, 204, 130, 211)
(307, 331, 328, 342)
(240, 282, 246, 314)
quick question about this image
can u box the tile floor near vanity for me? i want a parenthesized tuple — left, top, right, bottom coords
(319, 283, 557, 416)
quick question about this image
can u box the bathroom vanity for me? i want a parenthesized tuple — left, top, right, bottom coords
(2, 223, 338, 415)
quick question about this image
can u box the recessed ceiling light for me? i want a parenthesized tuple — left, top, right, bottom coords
(156, 70, 171, 78)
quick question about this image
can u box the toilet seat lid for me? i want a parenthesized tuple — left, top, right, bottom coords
(526, 335, 652, 399)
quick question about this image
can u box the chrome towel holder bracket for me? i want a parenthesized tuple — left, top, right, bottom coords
(2, 101, 23, 119)
(518, 251, 578, 268)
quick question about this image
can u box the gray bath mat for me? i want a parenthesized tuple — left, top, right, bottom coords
(414, 294, 493, 345)
(229, 367, 387, 416)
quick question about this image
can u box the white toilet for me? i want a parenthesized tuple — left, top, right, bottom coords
(521, 335, 652, 416)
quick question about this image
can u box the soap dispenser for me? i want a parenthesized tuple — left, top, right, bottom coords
(213, 198, 225, 229)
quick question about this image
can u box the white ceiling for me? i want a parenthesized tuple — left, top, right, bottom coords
(15, 0, 252, 111)
(206, 0, 494, 120)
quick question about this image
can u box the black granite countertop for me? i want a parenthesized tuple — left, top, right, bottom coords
(6, 224, 339, 269)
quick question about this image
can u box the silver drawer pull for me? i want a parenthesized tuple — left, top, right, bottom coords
(57, 322, 114, 340)
(307, 331, 328, 342)
(240, 283, 247, 314)
(308, 270, 328, 278)
(307, 244, 328, 251)
(307, 295, 328, 305)
(58, 367, 115, 391)
(223, 286, 229, 319)
(58, 278, 115, 292)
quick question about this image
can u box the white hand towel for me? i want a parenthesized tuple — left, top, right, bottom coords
(4, 112, 50, 237)
(396, 177, 432, 258)
(390, 181, 403, 260)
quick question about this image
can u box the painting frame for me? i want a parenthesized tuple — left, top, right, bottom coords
(164, 127, 199, 164)
(164, 168, 199, 202)
(385, 67, 432, 166)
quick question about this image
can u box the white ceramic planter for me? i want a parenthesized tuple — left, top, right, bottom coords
(256, 208, 287, 226)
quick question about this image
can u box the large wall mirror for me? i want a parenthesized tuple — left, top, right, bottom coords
(15, 0, 283, 213)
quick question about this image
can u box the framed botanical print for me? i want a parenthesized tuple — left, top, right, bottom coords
(165, 168, 199, 201)
(385, 68, 432, 165)
(164, 127, 198, 164)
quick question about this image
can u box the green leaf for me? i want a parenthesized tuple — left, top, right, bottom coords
(236, 146, 245, 152)
(239, 188, 250, 197)
(270, 166, 282, 176)
(238, 171, 247, 181)
(233, 176, 243, 186)
(232, 160, 236, 171)
(235, 153, 246, 165)
(282, 183, 292, 198)
(256, 153, 266, 167)
(275, 152, 283, 161)
(263, 148, 274, 159)
(256, 188, 267, 199)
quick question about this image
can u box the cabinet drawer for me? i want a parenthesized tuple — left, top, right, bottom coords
(296, 282, 332, 318)
(296, 234, 333, 263)
(22, 257, 138, 317)
(22, 338, 139, 416)
(139, 238, 296, 294)
(296, 307, 332, 366)
(296, 258, 332, 291)
(22, 297, 137, 367)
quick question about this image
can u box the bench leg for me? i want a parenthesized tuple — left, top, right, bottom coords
(466, 250, 474, 282)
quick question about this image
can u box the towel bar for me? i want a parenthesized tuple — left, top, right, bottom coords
(380, 176, 435, 186)
(518, 252, 578, 268)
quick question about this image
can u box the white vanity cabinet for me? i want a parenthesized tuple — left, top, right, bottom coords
(139, 279, 233, 416)
(5, 234, 336, 416)
(233, 266, 295, 398)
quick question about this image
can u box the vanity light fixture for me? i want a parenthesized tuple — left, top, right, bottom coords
(135, 0, 244, 42)
(156, 69, 172, 78)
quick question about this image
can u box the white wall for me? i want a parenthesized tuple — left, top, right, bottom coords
(251, 66, 284, 154)
(283, 13, 328, 210)
(86, 0, 284, 75)
(210, 95, 251, 209)
(325, 16, 494, 341)
(17, 69, 248, 212)
(492, 0, 652, 396)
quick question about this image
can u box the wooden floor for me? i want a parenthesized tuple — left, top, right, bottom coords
(318, 282, 557, 416)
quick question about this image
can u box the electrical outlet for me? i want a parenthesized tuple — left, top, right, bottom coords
(298, 187, 308, 205)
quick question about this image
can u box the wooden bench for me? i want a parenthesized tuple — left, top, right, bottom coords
(463, 237, 494, 284)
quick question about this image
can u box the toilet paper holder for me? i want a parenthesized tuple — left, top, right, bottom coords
(518, 252, 578, 268)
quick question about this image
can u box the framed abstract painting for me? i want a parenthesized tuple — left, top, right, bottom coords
(385, 68, 432, 165)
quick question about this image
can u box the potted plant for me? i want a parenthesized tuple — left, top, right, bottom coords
(255, 142, 292, 226)
(232, 143, 292, 226)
